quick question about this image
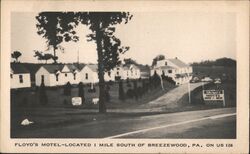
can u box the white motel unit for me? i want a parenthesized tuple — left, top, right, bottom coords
(35, 64, 81, 87)
(79, 64, 115, 84)
(11, 64, 31, 89)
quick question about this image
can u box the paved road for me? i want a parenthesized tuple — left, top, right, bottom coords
(15, 107, 236, 138)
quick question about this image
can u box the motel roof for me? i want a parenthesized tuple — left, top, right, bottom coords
(42, 64, 64, 74)
(167, 58, 189, 68)
(11, 64, 30, 74)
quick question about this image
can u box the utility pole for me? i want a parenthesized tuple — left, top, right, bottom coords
(77, 49, 79, 68)
(188, 74, 191, 103)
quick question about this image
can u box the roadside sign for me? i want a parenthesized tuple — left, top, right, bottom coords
(202, 90, 225, 107)
(72, 97, 82, 106)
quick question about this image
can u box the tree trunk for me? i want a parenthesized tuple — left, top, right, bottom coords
(96, 22, 106, 113)
(53, 48, 57, 64)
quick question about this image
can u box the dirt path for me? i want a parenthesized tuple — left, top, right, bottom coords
(108, 82, 204, 113)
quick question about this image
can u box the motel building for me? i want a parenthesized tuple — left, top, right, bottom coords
(11, 64, 31, 89)
(35, 64, 81, 87)
(114, 64, 141, 80)
(79, 64, 115, 84)
(151, 57, 193, 85)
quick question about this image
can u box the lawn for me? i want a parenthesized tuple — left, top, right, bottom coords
(11, 79, 176, 134)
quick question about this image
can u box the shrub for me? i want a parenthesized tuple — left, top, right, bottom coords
(63, 99, 68, 106)
(103, 83, 110, 102)
(39, 82, 48, 105)
(78, 82, 85, 103)
(63, 82, 72, 96)
(119, 80, 125, 100)
(133, 80, 138, 100)
(126, 89, 134, 99)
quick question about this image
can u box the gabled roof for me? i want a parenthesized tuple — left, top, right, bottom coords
(157, 65, 175, 70)
(77, 63, 86, 70)
(167, 58, 189, 68)
(41, 64, 64, 74)
(123, 64, 139, 70)
(137, 65, 150, 73)
(65, 64, 79, 72)
(11, 64, 30, 74)
(86, 64, 98, 72)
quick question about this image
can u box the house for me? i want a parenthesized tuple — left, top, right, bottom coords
(79, 64, 115, 84)
(137, 65, 150, 79)
(151, 57, 192, 85)
(114, 64, 141, 80)
(35, 64, 81, 87)
(11, 64, 31, 89)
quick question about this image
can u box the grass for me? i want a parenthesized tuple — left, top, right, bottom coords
(176, 80, 236, 109)
(11, 79, 176, 132)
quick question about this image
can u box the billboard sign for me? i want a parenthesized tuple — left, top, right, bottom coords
(202, 90, 224, 101)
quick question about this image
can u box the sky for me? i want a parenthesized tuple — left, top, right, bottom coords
(11, 12, 236, 65)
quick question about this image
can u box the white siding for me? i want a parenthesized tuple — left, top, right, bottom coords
(80, 66, 99, 83)
(35, 67, 51, 86)
(11, 73, 31, 89)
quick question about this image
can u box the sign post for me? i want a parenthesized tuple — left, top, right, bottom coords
(202, 90, 225, 107)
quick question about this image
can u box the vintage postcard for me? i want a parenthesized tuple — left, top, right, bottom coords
(1, 0, 249, 153)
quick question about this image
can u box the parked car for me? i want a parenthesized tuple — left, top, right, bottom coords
(214, 78, 221, 84)
(190, 77, 200, 83)
(201, 77, 213, 82)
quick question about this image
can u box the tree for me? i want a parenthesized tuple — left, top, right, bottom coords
(33, 50, 44, 63)
(34, 50, 56, 64)
(43, 53, 54, 64)
(36, 12, 71, 63)
(11, 51, 22, 62)
(36, 12, 132, 112)
(124, 58, 138, 65)
(152, 54, 165, 67)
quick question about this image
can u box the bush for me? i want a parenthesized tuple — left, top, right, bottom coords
(133, 80, 138, 100)
(39, 82, 48, 105)
(63, 99, 68, 106)
(88, 83, 96, 93)
(78, 82, 85, 103)
(126, 89, 134, 99)
(63, 82, 72, 96)
(119, 80, 125, 100)
(105, 84, 110, 102)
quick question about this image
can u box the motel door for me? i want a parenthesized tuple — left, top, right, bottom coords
(41, 75, 44, 84)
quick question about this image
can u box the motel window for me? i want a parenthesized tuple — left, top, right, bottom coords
(65, 73, 67, 77)
(108, 72, 111, 77)
(117, 71, 119, 76)
(56, 74, 59, 81)
(85, 73, 88, 79)
(73, 73, 76, 80)
(10, 74, 13, 79)
(19, 75, 23, 83)
(165, 62, 168, 65)
(168, 70, 172, 74)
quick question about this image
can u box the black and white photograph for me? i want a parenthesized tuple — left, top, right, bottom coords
(1, 0, 249, 153)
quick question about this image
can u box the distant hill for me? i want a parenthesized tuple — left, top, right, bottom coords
(191, 57, 236, 67)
